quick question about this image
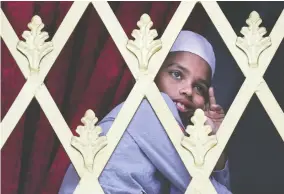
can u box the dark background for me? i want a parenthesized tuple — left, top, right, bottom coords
(202, 2, 284, 194)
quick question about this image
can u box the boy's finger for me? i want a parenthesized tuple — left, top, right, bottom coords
(209, 87, 216, 106)
(205, 103, 210, 111)
(208, 110, 225, 119)
(210, 104, 224, 113)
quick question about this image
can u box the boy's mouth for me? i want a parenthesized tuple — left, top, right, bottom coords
(174, 101, 190, 112)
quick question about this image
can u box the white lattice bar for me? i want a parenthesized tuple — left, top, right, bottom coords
(187, 3, 284, 185)
(73, 172, 105, 194)
(145, 83, 195, 168)
(0, 9, 29, 78)
(1, 1, 92, 177)
(39, 1, 90, 80)
(177, 2, 245, 192)
(145, 83, 197, 174)
(74, 77, 155, 193)
(1, 78, 38, 148)
(256, 82, 284, 141)
(92, 1, 139, 78)
(145, 83, 218, 193)
(35, 86, 85, 176)
(259, 9, 284, 75)
(198, 76, 259, 177)
(93, 77, 151, 175)
(149, 1, 197, 77)
(74, 78, 151, 193)
(24, 1, 91, 177)
(201, 1, 249, 76)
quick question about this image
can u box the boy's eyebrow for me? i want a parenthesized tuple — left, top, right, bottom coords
(167, 63, 211, 87)
(197, 79, 210, 88)
(167, 63, 189, 74)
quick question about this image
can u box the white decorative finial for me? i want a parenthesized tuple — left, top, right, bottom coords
(71, 109, 108, 172)
(127, 14, 162, 71)
(236, 11, 271, 68)
(181, 109, 217, 166)
(17, 15, 53, 73)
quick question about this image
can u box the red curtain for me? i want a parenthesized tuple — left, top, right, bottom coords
(1, 1, 207, 194)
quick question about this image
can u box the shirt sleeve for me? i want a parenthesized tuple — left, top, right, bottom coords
(59, 93, 231, 194)
(99, 130, 159, 194)
(125, 93, 231, 193)
(212, 159, 231, 190)
(97, 95, 174, 194)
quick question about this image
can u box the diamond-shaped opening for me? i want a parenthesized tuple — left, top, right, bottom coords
(1, 1, 73, 41)
(13, 101, 72, 194)
(218, 1, 284, 37)
(1, 99, 40, 193)
(186, 3, 245, 112)
(150, 2, 245, 122)
(228, 94, 284, 194)
(33, 1, 74, 41)
(43, 3, 134, 131)
(1, 40, 26, 120)
(2, 1, 40, 38)
(110, 1, 180, 39)
(148, 2, 246, 115)
(177, 3, 244, 190)
(1, 118, 26, 193)
(264, 39, 284, 111)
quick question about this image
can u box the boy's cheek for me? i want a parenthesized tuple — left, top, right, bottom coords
(192, 95, 207, 110)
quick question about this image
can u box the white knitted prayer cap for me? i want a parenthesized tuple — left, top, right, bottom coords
(170, 30, 216, 77)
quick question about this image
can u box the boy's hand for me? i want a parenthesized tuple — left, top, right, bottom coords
(205, 87, 227, 170)
(205, 87, 225, 135)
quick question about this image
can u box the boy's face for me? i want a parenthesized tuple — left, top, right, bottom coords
(156, 51, 212, 124)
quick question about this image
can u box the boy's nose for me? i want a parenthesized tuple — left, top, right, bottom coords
(179, 86, 193, 98)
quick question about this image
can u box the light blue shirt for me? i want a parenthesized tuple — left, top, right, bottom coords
(59, 93, 231, 194)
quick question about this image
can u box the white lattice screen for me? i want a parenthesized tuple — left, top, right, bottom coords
(1, 1, 284, 194)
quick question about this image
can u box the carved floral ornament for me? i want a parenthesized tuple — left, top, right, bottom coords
(17, 15, 53, 74)
(236, 11, 272, 68)
(126, 14, 162, 72)
(71, 109, 108, 173)
(181, 109, 218, 167)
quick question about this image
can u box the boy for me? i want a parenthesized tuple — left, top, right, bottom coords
(59, 31, 231, 193)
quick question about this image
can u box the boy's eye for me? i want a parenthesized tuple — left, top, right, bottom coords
(194, 85, 207, 96)
(170, 71, 182, 80)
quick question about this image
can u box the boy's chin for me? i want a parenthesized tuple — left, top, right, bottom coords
(179, 112, 194, 126)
